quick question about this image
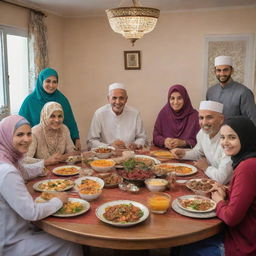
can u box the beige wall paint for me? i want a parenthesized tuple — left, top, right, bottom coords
(1, 2, 256, 148)
(62, 7, 256, 148)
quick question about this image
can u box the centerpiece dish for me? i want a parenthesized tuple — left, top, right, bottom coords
(186, 178, 216, 195)
(33, 179, 74, 192)
(153, 163, 197, 177)
(91, 146, 115, 159)
(95, 200, 149, 227)
(90, 159, 116, 172)
(52, 165, 81, 176)
(177, 195, 216, 213)
(117, 158, 155, 186)
(115, 155, 160, 169)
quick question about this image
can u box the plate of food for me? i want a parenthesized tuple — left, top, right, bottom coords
(150, 150, 173, 160)
(74, 176, 104, 191)
(115, 155, 160, 169)
(35, 193, 90, 217)
(33, 179, 74, 192)
(96, 173, 123, 188)
(153, 163, 197, 177)
(95, 200, 149, 227)
(176, 195, 216, 213)
(186, 179, 216, 195)
(66, 155, 82, 164)
(52, 165, 81, 176)
(91, 146, 115, 159)
(171, 198, 216, 218)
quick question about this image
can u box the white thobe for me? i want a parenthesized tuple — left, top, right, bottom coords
(87, 104, 147, 149)
(182, 129, 233, 184)
(0, 161, 82, 256)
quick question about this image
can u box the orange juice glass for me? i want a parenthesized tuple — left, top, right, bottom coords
(147, 192, 171, 214)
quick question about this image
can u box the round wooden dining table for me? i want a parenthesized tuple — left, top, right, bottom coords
(27, 158, 224, 250)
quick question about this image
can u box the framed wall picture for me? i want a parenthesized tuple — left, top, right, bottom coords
(124, 51, 141, 70)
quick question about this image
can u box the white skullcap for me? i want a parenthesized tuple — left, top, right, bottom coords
(108, 83, 126, 92)
(214, 56, 233, 67)
(199, 100, 223, 113)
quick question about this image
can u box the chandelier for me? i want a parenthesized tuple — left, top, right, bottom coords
(106, 0, 160, 46)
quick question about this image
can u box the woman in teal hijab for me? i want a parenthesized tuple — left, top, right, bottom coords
(19, 68, 80, 150)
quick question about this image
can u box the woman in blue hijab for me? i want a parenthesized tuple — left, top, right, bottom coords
(19, 68, 80, 150)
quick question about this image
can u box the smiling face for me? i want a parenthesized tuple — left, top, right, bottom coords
(220, 125, 241, 156)
(43, 75, 58, 94)
(107, 89, 128, 115)
(48, 110, 64, 130)
(199, 110, 224, 138)
(169, 91, 184, 112)
(12, 124, 32, 154)
(215, 65, 233, 86)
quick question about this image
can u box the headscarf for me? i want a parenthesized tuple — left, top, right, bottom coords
(18, 68, 79, 141)
(0, 115, 30, 166)
(40, 101, 65, 155)
(224, 116, 256, 169)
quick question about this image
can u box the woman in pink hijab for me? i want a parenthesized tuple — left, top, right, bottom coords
(153, 84, 200, 149)
(0, 115, 82, 256)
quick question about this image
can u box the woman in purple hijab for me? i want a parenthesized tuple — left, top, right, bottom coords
(153, 84, 200, 149)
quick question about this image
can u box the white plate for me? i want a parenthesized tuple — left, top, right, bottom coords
(186, 178, 216, 195)
(33, 179, 74, 192)
(172, 198, 216, 218)
(52, 165, 81, 176)
(115, 155, 160, 169)
(74, 176, 104, 191)
(54, 198, 90, 217)
(96, 200, 149, 227)
(135, 155, 161, 165)
(154, 163, 197, 177)
(176, 195, 216, 213)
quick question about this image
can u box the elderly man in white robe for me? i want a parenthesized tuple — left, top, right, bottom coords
(171, 100, 233, 184)
(87, 83, 147, 150)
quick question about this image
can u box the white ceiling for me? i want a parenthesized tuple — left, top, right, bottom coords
(6, 0, 256, 17)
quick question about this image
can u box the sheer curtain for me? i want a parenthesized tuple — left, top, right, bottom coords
(28, 10, 48, 91)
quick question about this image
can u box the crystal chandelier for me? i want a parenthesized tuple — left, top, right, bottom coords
(106, 0, 160, 46)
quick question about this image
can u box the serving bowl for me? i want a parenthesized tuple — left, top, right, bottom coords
(91, 146, 115, 159)
(145, 178, 168, 192)
(90, 159, 116, 172)
(79, 189, 102, 201)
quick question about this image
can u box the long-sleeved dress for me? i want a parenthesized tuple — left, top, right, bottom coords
(0, 161, 82, 256)
(216, 158, 256, 256)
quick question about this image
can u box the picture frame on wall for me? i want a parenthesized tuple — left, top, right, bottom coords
(124, 51, 141, 70)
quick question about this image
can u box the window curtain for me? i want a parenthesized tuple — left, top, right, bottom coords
(28, 10, 48, 91)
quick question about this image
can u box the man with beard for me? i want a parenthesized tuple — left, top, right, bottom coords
(87, 83, 147, 150)
(171, 100, 233, 184)
(206, 55, 256, 126)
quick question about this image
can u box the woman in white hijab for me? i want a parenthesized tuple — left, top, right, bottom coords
(27, 101, 76, 165)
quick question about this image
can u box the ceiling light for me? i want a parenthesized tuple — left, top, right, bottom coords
(106, 0, 160, 46)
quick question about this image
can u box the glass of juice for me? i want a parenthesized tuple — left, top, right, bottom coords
(147, 192, 171, 214)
